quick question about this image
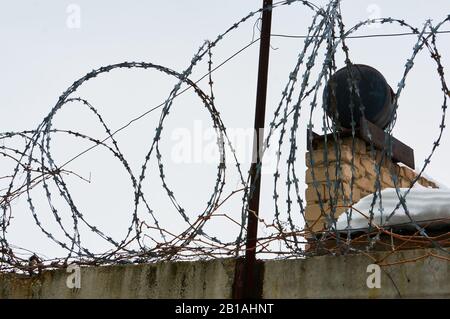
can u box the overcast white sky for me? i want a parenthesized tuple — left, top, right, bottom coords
(1, 0, 449, 259)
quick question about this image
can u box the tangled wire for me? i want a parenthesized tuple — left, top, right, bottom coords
(1, 0, 450, 274)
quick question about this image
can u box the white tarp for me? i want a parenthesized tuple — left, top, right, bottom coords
(335, 187, 450, 231)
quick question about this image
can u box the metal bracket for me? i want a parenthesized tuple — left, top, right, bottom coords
(307, 117, 415, 169)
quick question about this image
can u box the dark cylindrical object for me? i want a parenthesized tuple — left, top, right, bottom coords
(323, 64, 394, 129)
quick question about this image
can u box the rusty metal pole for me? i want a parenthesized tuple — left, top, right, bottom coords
(242, 0, 273, 299)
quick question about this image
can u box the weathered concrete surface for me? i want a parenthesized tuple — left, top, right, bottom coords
(1, 248, 449, 298)
(0, 259, 236, 299)
(263, 248, 450, 298)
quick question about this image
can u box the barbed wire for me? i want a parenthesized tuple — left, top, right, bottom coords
(272, 29, 450, 39)
(1, 0, 449, 274)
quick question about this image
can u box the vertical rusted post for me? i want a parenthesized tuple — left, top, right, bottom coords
(239, 0, 272, 299)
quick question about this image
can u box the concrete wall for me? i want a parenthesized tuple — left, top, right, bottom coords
(1, 248, 449, 298)
(0, 259, 236, 299)
(263, 248, 450, 298)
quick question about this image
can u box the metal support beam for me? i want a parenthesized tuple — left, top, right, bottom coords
(358, 117, 415, 169)
(233, 0, 273, 299)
